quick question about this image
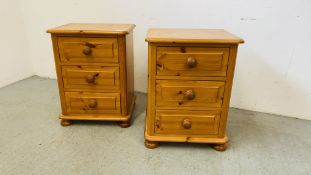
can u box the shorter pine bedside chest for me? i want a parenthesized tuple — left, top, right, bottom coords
(145, 28, 244, 151)
(47, 23, 136, 127)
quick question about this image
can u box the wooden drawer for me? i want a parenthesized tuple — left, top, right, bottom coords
(62, 66, 120, 90)
(156, 80, 225, 108)
(65, 92, 121, 114)
(155, 110, 220, 135)
(58, 37, 118, 63)
(156, 47, 229, 77)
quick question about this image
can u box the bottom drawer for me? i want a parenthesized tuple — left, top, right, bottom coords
(65, 92, 121, 114)
(155, 110, 220, 135)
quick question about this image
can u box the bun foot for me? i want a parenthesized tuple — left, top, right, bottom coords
(60, 119, 72, 127)
(211, 143, 227, 151)
(118, 120, 131, 128)
(145, 140, 158, 149)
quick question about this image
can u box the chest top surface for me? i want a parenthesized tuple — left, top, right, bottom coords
(146, 28, 244, 44)
(47, 23, 135, 35)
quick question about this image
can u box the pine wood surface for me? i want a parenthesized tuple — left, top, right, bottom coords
(155, 110, 221, 135)
(49, 23, 135, 126)
(155, 80, 225, 109)
(145, 28, 243, 150)
(146, 28, 244, 44)
(58, 37, 119, 63)
(156, 46, 229, 77)
(62, 65, 120, 90)
(47, 23, 135, 34)
(64, 92, 121, 114)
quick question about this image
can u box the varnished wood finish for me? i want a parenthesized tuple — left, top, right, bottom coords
(155, 110, 221, 135)
(145, 28, 243, 150)
(60, 119, 72, 127)
(125, 32, 135, 113)
(62, 65, 120, 90)
(47, 23, 135, 35)
(156, 80, 225, 109)
(117, 35, 129, 116)
(145, 130, 229, 143)
(118, 120, 131, 128)
(59, 95, 136, 121)
(64, 92, 121, 114)
(58, 37, 119, 63)
(144, 140, 159, 149)
(156, 47, 229, 77)
(47, 23, 135, 126)
(146, 28, 244, 44)
(211, 143, 227, 151)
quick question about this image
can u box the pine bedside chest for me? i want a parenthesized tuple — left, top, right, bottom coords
(144, 28, 244, 151)
(47, 23, 136, 127)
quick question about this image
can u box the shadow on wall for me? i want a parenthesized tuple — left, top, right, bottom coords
(231, 48, 310, 119)
(130, 92, 147, 124)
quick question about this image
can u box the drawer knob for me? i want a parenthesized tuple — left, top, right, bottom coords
(186, 57, 197, 68)
(85, 74, 96, 84)
(184, 90, 195, 100)
(82, 46, 92, 55)
(88, 99, 98, 108)
(182, 119, 192, 129)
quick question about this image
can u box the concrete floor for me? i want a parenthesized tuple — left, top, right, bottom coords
(0, 76, 311, 175)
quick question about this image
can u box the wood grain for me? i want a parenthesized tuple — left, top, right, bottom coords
(146, 28, 244, 44)
(126, 31, 135, 112)
(117, 35, 128, 115)
(146, 44, 157, 135)
(48, 24, 136, 126)
(59, 95, 136, 121)
(47, 23, 135, 35)
(58, 37, 119, 63)
(62, 65, 120, 90)
(218, 45, 239, 138)
(64, 92, 121, 114)
(145, 130, 228, 144)
(157, 47, 229, 77)
(51, 35, 68, 115)
(145, 28, 243, 150)
(156, 80, 225, 108)
(155, 110, 221, 135)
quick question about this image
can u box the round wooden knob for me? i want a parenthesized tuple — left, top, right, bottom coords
(184, 90, 195, 100)
(186, 57, 197, 68)
(88, 99, 97, 108)
(82, 46, 92, 55)
(85, 74, 96, 84)
(182, 119, 191, 129)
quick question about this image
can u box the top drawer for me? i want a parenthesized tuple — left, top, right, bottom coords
(58, 37, 119, 63)
(156, 47, 229, 77)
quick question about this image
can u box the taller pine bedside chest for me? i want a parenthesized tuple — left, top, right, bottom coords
(145, 29, 244, 151)
(47, 23, 136, 127)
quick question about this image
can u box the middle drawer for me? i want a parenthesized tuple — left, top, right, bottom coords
(62, 66, 120, 90)
(156, 80, 225, 108)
